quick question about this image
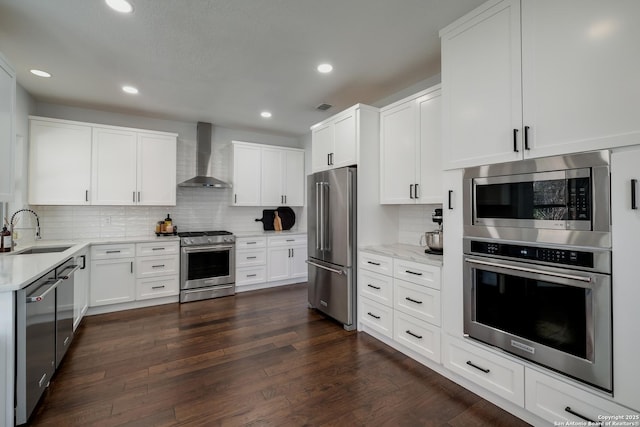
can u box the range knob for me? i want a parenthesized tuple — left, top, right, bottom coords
(184, 238, 192, 245)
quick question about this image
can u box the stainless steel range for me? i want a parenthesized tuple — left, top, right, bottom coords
(179, 231, 235, 303)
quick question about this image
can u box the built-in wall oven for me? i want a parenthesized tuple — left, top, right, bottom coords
(462, 151, 613, 392)
(179, 231, 235, 303)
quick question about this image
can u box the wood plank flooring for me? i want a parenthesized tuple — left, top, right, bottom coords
(29, 283, 530, 426)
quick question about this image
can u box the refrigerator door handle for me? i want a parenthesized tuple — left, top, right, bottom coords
(315, 182, 321, 250)
(322, 182, 330, 252)
(306, 260, 343, 275)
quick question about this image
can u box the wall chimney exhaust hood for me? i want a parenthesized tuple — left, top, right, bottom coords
(178, 122, 231, 188)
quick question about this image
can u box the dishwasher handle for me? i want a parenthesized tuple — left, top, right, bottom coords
(58, 264, 81, 280)
(26, 279, 63, 303)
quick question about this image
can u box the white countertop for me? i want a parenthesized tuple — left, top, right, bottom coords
(0, 236, 180, 293)
(359, 243, 443, 267)
(234, 229, 307, 238)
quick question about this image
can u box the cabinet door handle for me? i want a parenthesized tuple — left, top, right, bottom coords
(138, 191, 141, 202)
(133, 191, 136, 203)
(130, 262, 133, 274)
(513, 128, 519, 152)
(524, 126, 530, 150)
(85, 190, 89, 202)
(466, 360, 490, 373)
(284, 195, 287, 204)
(80, 255, 86, 269)
(405, 330, 422, 339)
(631, 179, 638, 210)
(564, 407, 595, 423)
(367, 312, 381, 320)
(367, 284, 381, 290)
(367, 261, 380, 266)
(448, 190, 453, 210)
(327, 153, 331, 166)
(405, 297, 423, 304)
(330, 153, 334, 165)
(409, 184, 414, 199)
(414, 183, 419, 199)
(234, 194, 237, 204)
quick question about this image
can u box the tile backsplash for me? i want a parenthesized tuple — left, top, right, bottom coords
(398, 204, 442, 246)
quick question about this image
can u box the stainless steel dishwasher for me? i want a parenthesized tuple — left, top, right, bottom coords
(15, 268, 58, 425)
(55, 258, 79, 367)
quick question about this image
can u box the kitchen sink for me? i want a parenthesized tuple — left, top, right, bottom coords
(12, 246, 72, 254)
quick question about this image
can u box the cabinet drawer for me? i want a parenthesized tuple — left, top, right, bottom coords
(525, 368, 637, 423)
(136, 241, 179, 257)
(236, 248, 267, 267)
(359, 251, 393, 276)
(360, 269, 393, 307)
(360, 297, 393, 338)
(443, 336, 524, 406)
(394, 311, 441, 363)
(236, 266, 267, 285)
(236, 236, 267, 249)
(136, 275, 179, 300)
(393, 259, 441, 289)
(136, 255, 179, 278)
(91, 243, 135, 260)
(394, 278, 441, 326)
(268, 234, 307, 247)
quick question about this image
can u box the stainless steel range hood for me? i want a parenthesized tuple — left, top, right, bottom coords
(178, 122, 231, 188)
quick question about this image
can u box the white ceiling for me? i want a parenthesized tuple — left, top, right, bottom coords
(0, 0, 484, 137)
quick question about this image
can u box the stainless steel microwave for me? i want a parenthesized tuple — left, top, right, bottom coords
(463, 151, 611, 248)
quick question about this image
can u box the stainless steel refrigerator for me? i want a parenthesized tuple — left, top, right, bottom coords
(307, 166, 357, 330)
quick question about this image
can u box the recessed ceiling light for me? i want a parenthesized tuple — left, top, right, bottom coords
(122, 85, 139, 94)
(260, 111, 272, 118)
(30, 69, 51, 78)
(317, 63, 333, 73)
(105, 0, 133, 13)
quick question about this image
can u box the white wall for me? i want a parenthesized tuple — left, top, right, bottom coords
(397, 204, 443, 246)
(26, 102, 307, 241)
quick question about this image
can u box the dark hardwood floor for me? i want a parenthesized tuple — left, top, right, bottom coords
(29, 283, 530, 426)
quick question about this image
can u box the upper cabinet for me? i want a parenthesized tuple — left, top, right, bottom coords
(231, 141, 305, 207)
(380, 85, 442, 204)
(0, 53, 16, 201)
(440, 0, 640, 170)
(311, 104, 378, 173)
(29, 117, 177, 206)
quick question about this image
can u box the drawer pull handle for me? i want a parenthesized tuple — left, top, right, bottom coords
(405, 270, 422, 276)
(152, 285, 165, 290)
(367, 284, 381, 290)
(405, 330, 422, 339)
(405, 297, 423, 304)
(286, 239, 295, 242)
(247, 256, 257, 259)
(247, 242, 257, 245)
(367, 261, 381, 266)
(152, 247, 165, 251)
(247, 274, 257, 278)
(106, 250, 121, 254)
(152, 264, 165, 268)
(367, 312, 381, 320)
(466, 360, 490, 374)
(564, 407, 595, 423)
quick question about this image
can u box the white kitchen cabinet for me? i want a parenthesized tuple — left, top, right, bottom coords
(137, 133, 177, 206)
(441, 170, 464, 337)
(266, 234, 307, 282)
(90, 244, 136, 306)
(440, 0, 640, 170)
(311, 104, 378, 173)
(231, 141, 262, 206)
(30, 116, 177, 206)
(260, 147, 305, 206)
(525, 368, 637, 424)
(91, 127, 137, 205)
(610, 147, 640, 412)
(72, 247, 89, 331)
(135, 241, 179, 300)
(0, 53, 15, 201)
(92, 127, 177, 206)
(28, 118, 92, 205)
(380, 85, 442, 204)
(236, 236, 267, 288)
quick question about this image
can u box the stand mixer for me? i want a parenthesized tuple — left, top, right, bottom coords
(421, 208, 443, 254)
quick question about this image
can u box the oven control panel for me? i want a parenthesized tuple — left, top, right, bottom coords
(470, 240, 594, 268)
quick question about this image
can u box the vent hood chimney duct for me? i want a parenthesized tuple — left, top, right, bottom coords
(178, 122, 231, 188)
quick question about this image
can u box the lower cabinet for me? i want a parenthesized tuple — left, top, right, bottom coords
(72, 247, 89, 330)
(236, 233, 308, 291)
(359, 249, 442, 364)
(90, 241, 179, 307)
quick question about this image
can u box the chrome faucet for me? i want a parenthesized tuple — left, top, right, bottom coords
(10, 209, 41, 249)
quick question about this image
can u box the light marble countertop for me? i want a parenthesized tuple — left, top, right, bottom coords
(359, 243, 443, 267)
(0, 236, 180, 293)
(234, 229, 307, 238)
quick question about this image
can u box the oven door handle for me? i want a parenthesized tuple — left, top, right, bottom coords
(464, 258, 592, 283)
(183, 245, 234, 254)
